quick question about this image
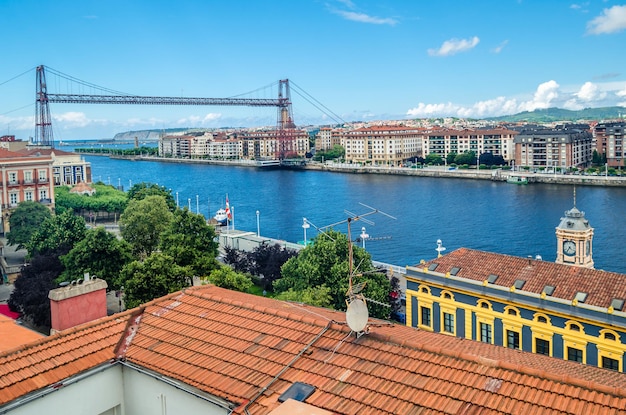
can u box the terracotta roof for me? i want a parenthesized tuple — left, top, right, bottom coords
(414, 248, 626, 311)
(0, 314, 44, 353)
(17, 148, 76, 157)
(1, 285, 625, 414)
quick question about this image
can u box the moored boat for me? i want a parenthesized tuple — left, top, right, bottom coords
(213, 208, 228, 225)
(507, 175, 528, 185)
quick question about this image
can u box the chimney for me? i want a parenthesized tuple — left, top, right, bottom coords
(48, 278, 108, 334)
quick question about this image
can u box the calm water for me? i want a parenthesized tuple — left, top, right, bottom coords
(85, 155, 626, 274)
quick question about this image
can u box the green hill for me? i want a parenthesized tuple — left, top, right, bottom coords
(487, 106, 625, 123)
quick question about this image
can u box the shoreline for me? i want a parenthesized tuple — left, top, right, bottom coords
(82, 153, 626, 187)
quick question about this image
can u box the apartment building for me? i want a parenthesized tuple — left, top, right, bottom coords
(159, 134, 213, 158)
(594, 121, 625, 168)
(0, 148, 55, 232)
(313, 127, 342, 151)
(239, 129, 310, 160)
(341, 125, 422, 166)
(513, 127, 593, 169)
(423, 127, 517, 163)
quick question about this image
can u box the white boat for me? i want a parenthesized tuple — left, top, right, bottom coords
(213, 208, 228, 226)
(507, 175, 528, 185)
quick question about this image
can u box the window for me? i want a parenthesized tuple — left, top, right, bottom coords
(25, 191, 33, 201)
(24, 171, 33, 183)
(443, 312, 454, 334)
(8, 172, 17, 184)
(567, 347, 583, 363)
(602, 356, 620, 371)
(506, 330, 520, 349)
(38, 170, 47, 181)
(480, 323, 492, 343)
(420, 306, 431, 327)
(39, 189, 48, 200)
(535, 338, 550, 355)
(9, 193, 18, 206)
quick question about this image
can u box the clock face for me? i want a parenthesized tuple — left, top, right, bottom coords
(563, 240, 576, 256)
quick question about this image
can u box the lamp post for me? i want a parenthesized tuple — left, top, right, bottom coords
(196, 195, 199, 214)
(188, 198, 191, 210)
(175, 192, 179, 208)
(302, 218, 310, 246)
(360, 226, 369, 249)
(256, 210, 260, 237)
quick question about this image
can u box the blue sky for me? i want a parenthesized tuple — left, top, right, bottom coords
(1, 0, 626, 140)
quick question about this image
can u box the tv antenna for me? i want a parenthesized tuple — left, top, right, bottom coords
(320, 203, 396, 336)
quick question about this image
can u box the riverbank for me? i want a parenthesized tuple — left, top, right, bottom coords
(83, 154, 626, 187)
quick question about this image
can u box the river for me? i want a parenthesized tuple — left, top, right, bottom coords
(84, 155, 626, 274)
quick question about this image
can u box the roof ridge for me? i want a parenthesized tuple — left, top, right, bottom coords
(369, 330, 626, 399)
(185, 285, 334, 328)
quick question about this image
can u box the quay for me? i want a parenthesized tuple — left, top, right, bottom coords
(82, 153, 626, 187)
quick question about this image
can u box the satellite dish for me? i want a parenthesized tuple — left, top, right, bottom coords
(346, 297, 369, 333)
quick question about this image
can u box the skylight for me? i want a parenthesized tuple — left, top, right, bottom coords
(450, 267, 460, 276)
(278, 382, 316, 403)
(513, 279, 526, 290)
(542, 285, 555, 296)
(487, 274, 498, 284)
(574, 292, 588, 303)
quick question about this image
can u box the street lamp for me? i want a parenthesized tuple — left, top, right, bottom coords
(196, 195, 199, 214)
(175, 192, 179, 208)
(256, 210, 260, 237)
(302, 218, 310, 246)
(360, 226, 369, 249)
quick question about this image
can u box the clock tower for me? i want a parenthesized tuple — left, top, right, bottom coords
(555, 196, 594, 269)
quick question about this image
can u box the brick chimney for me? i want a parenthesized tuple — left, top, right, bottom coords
(48, 274, 108, 334)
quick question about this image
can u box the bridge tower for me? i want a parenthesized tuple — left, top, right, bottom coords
(35, 65, 54, 147)
(275, 79, 296, 159)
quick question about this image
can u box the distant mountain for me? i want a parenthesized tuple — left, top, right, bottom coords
(113, 128, 188, 140)
(487, 106, 625, 123)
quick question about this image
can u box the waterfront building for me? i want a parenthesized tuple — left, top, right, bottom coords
(238, 129, 310, 160)
(17, 148, 92, 185)
(313, 127, 342, 151)
(0, 148, 55, 233)
(594, 121, 625, 168)
(159, 134, 213, 158)
(341, 125, 422, 166)
(405, 202, 624, 372)
(422, 127, 517, 164)
(207, 135, 241, 160)
(513, 127, 593, 170)
(1, 284, 624, 414)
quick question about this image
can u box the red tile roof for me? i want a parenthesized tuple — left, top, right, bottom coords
(413, 248, 626, 311)
(0, 314, 44, 353)
(1, 285, 625, 414)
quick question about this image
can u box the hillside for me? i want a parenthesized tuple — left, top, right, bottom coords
(487, 106, 625, 123)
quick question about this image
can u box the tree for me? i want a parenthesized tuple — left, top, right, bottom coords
(55, 184, 128, 217)
(25, 210, 87, 258)
(223, 246, 253, 273)
(6, 201, 52, 250)
(159, 208, 219, 280)
(60, 227, 134, 291)
(8, 250, 66, 330)
(274, 285, 332, 307)
(425, 154, 443, 165)
(250, 243, 297, 291)
(120, 195, 174, 258)
(446, 152, 457, 165)
(121, 253, 191, 308)
(128, 182, 176, 212)
(204, 265, 252, 292)
(313, 145, 345, 162)
(275, 229, 391, 319)
(455, 151, 476, 166)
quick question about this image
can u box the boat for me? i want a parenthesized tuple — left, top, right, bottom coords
(507, 175, 528, 185)
(213, 208, 228, 226)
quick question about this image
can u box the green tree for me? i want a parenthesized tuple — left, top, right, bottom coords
(8, 250, 65, 330)
(6, 202, 52, 250)
(60, 227, 134, 291)
(121, 253, 191, 308)
(55, 184, 127, 217)
(454, 150, 476, 166)
(446, 152, 457, 165)
(275, 229, 391, 318)
(159, 208, 219, 280)
(250, 243, 297, 291)
(120, 195, 174, 258)
(424, 154, 443, 165)
(313, 145, 345, 162)
(205, 265, 252, 292)
(128, 182, 176, 212)
(25, 210, 87, 258)
(274, 285, 332, 307)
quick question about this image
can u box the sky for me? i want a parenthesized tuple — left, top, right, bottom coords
(1, 0, 626, 140)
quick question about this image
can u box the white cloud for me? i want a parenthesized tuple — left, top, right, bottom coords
(575, 81, 607, 102)
(586, 5, 626, 34)
(54, 112, 91, 127)
(518, 80, 560, 111)
(332, 10, 398, 25)
(491, 40, 509, 54)
(616, 86, 626, 98)
(428, 36, 480, 57)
